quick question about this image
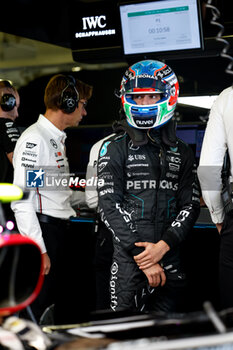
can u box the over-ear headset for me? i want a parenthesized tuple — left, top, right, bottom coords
(60, 75, 79, 114)
(0, 80, 16, 112)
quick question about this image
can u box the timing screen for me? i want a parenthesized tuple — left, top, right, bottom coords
(120, 0, 201, 55)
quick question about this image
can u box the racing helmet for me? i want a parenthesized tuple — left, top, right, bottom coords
(120, 60, 179, 129)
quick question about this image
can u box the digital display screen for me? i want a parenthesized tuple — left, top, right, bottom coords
(176, 124, 205, 159)
(119, 0, 203, 56)
(196, 129, 205, 158)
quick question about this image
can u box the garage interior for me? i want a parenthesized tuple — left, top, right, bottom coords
(1, 0, 233, 344)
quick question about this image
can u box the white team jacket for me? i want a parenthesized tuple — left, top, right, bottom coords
(11, 115, 77, 253)
(198, 86, 233, 224)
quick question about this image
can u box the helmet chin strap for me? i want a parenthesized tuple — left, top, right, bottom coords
(148, 120, 177, 148)
(113, 119, 148, 146)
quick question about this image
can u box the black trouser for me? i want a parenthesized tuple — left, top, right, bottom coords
(94, 220, 114, 310)
(29, 215, 68, 324)
(20, 214, 93, 324)
(219, 213, 233, 309)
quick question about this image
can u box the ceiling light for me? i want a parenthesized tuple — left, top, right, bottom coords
(72, 66, 82, 72)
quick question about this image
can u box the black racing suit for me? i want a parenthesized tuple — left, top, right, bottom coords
(97, 122, 200, 313)
(0, 118, 20, 221)
(0, 118, 20, 183)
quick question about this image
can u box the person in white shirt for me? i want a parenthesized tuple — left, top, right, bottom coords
(11, 74, 92, 323)
(198, 86, 233, 309)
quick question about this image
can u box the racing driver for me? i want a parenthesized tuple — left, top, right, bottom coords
(97, 59, 200, 313)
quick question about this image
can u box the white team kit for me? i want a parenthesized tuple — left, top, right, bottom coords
(11, 115, 77, 253)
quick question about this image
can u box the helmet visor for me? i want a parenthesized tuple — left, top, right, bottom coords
(123, 77, 168, 94)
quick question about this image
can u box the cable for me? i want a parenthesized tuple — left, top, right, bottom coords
(205, 0, 233, 75)
(203, 301, 227, 334)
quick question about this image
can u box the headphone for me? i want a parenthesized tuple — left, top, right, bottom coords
(60, 75, 79, 114)
(0, 80, 16, 112)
